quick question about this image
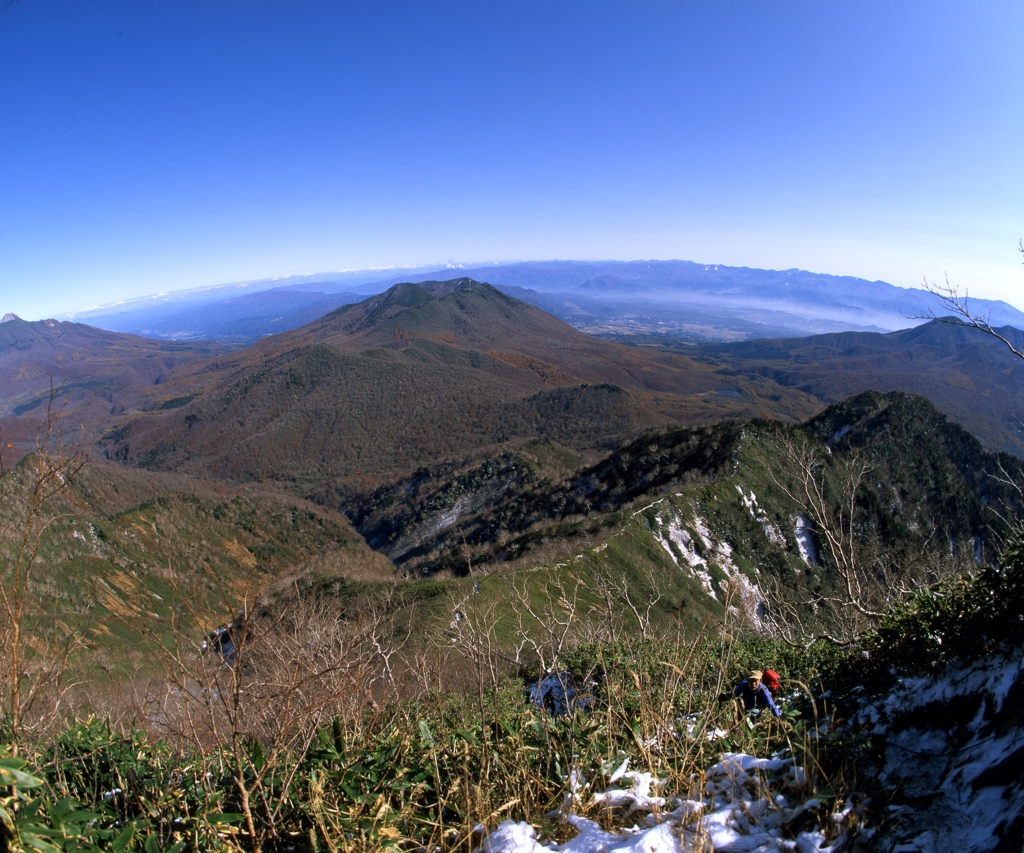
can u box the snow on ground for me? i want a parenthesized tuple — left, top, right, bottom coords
(649, 505, 767, 630)
(476, 643, 1024, 852)
(474, 753, 860, 853)
(690, 516, 715, 553)
(652, 515, 716, 599)
(717, 556, 766, 632)
(851, 649, 1024, 851)
(691, 516, 764, 631)
(793, 517, 816, 566)
(736, 486, 786, 548)
(427, 496, 468, 537)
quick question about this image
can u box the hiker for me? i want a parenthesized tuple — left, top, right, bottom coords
(718, 670, 782, 718)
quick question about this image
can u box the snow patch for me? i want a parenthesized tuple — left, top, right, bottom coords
(725, 569, 767, 632)
(475, 748, 856, 853)
(430, 497, 466, 536)
(649, 507, 766, 630)
(736, 485, 787, 547)
(652, 516, 716, 599)
(592, 771, 666, 813)
(971, 536, 982, 565)
(690, 515, 715, 551)
(853, 650, 1024, 851)
(794, 516, 817, 565)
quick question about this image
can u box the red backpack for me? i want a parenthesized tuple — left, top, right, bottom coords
(762, 670, 781, 695)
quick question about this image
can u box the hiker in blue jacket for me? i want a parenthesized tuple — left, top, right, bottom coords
(718, 670, 782, 717)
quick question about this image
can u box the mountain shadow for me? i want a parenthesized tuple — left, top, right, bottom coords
(322, 390, 1023, 580)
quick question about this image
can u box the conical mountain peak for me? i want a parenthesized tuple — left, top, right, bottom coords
(354, 278, 494, 317)
(284, 277, 567, 351)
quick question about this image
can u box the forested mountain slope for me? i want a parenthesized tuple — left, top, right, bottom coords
(688, 319, 1024, 455)
(99, 280, 820, 492)
(0, 316, 227, 455)
(330, 391, 1023, 612)
(0, 457, 391, 678)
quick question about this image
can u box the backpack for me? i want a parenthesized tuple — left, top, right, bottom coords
(762, 670, 781, 695)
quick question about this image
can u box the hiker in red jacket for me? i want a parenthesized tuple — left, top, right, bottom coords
(719, 670, 782, 718)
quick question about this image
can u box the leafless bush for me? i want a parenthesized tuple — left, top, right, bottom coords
(135, 576, 408, 851)
(510, 572, 591, 674)
(0, 393, 86, 747)
(915, 242, 1024, 361)
(754, 433, 978, 646)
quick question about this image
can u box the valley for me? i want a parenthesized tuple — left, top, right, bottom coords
(0, 457, 391, 680)
(71, 260, 1024, 345)
(3, 275, 1024, 852)
(3, 279, 1022, 659)
(89, 279, 820, 487)
(8, 6, 1021, 847)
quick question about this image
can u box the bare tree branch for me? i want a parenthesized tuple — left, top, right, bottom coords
(0, 384, 87, 748)
(910, 241, 1024, 362)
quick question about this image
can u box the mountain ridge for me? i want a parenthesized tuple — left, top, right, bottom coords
(95, 280, 823, 490)
(685, 319, 1024, 456)
(66, 260, 1024, 346)
(0, 316, 228, 456)
(336, 389, 1023, 579)
(4, 280, 1024, 473)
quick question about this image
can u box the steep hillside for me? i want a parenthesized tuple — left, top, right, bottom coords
(7, 524, 1022, 853)
(687, 319, 1024, 455)
(312, 388, 1024, 654)
(471, 548, 1024, 853)
(90, 281, 1022, 605)
(98, 280, 820, 491)
(2, 458, 393, 678)
(0, 315, 227, 458)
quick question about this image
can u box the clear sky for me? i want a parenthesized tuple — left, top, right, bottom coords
(2, 1, 1022, 321)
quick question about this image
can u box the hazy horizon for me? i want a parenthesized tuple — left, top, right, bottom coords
(3, 2, 1021, 320)
(26, 257, 989, 323)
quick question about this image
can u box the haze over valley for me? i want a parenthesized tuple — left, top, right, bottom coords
(2, 272, 1022, 590)
(62, 259, 1024, 347)
(3, 3, 1023, 850)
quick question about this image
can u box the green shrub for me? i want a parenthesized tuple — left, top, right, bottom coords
(858, 532, 1024, 680)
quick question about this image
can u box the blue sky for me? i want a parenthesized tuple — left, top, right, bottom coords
(2, 1, 1022, 320)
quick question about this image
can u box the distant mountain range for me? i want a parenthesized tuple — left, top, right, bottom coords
(60, 260, 1024, 346)
(20, 277, 1011, 585)
(3, 276, 1023, 623)
(0, 314, 227, 450)
(94, 288, 365, 345)
(95, 279, 822, 493)
(4, 279, 1023, 475)
(686, 321, 1024, 456)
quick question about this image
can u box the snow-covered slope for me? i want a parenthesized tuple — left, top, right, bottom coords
(852, 650, 1024, 852)
(472, 641, 1024, 852)
(474, 752, 858, 853)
